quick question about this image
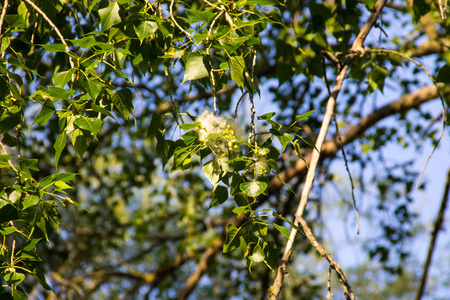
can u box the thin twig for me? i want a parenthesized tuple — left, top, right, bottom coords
(322, 50, 360, 233)
(0, 0, 8, 44)
(415, 167, 450, 300)
(0, 140, 19, 174)
(202, 0, 221, 10)
(169, 0, 193, 41)
(249, 48, 257, 145)
(269, 1, 388, 298)
(333, 113, 360, 234)
(327, 266, 332, 300)
(299, 218, 355, 300)
(362, 48, 447, 188)
(234, 91, 248, 118)
(23, 0, 75, 70)
(209, 61, 218, 114)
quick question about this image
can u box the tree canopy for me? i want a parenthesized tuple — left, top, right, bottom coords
(1, 0, 449, 299)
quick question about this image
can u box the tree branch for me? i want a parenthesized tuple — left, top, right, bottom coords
(175, 83, 449, 299)
(415, 167, 450, 300)
(23, 0, 75, 70)
(176, 239, 223, 300)
(269, 1, 388, 297)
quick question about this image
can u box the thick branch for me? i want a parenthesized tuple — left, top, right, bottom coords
(415, 167, 450, 300)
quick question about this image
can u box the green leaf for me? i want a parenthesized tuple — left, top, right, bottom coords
(202, 159, 221, 190)
(276, 133, 294, 151)
(229, 56, 245, 87)
(33, 100, 55, 126)
(4, 270, 25, 286)
(249, 243, 265, 264)
(91, 103, 117, 120)
(437, 64, 450, 83)
(367, 65, 388, 93)
(224, 223, 243, 253)
(0, 226, 17, 235)
(52, 69, 75, 88)
(98, 1, 121, 31)
(273, 223, 290, 239)
(39, 43, 67, 52)
(23, 238, 42, 251)
(0, 154, 12, 162)
(112, 89, 134, 120)
(182, 130, 199, 146)
(182, 53, 209, 84)
(52, 172, 77, 182)
(252, 220, 268, 236)
(85, 78, 102, 100)
(179, 122, 201, 130)
(54, 131, 67, 169)
(240, 181, 267, 197)
(74, 117, 102, 139)
(360, 0, 377, 9)
(37, 217, 49, 242)
(135, 21, 158, 44)
(33, 267, 52, 290)
(22, 195, 40, 210)
(69, 35, 97, 48)
(186, 9, 215, 23)
(272, 212, 303, 234)
(48, 86, 75, 99)
(257, 112, 276, 120)
(232, 205, 251, 215)
(245, 0, 280, 5)
(210, 185, 228, 208)
(70, 129, 89, 157)
(295, 110, 315, 121)
(263, 241, 280, 271)
(20, 158, 39, 171)
(0, 204, 20, 223)
(54, 180, 72, 190)
(4, 14, 27, 28)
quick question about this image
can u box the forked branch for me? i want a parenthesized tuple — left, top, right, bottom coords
(269, 0, 388, 298)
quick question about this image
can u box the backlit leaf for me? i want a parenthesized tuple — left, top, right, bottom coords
(182, 53, 209, 84)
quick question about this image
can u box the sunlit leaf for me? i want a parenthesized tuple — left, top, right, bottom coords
(240, 181, 267, 197)
(229, 56, 245, 87)
(54, 131, 67, 169)
(99, 1, 121, 31)
(182, 53, 209, 84)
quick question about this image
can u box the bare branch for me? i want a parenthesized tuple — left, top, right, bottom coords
(298, 217, 355, 300)
(269, 1, 388, 298)
(415, 167, 450, 300)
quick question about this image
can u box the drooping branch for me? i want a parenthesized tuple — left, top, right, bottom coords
(415, 167, 450, 300)
(269, 1, 388, 297)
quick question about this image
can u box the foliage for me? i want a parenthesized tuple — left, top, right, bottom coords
(0, 0, 449, 299)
